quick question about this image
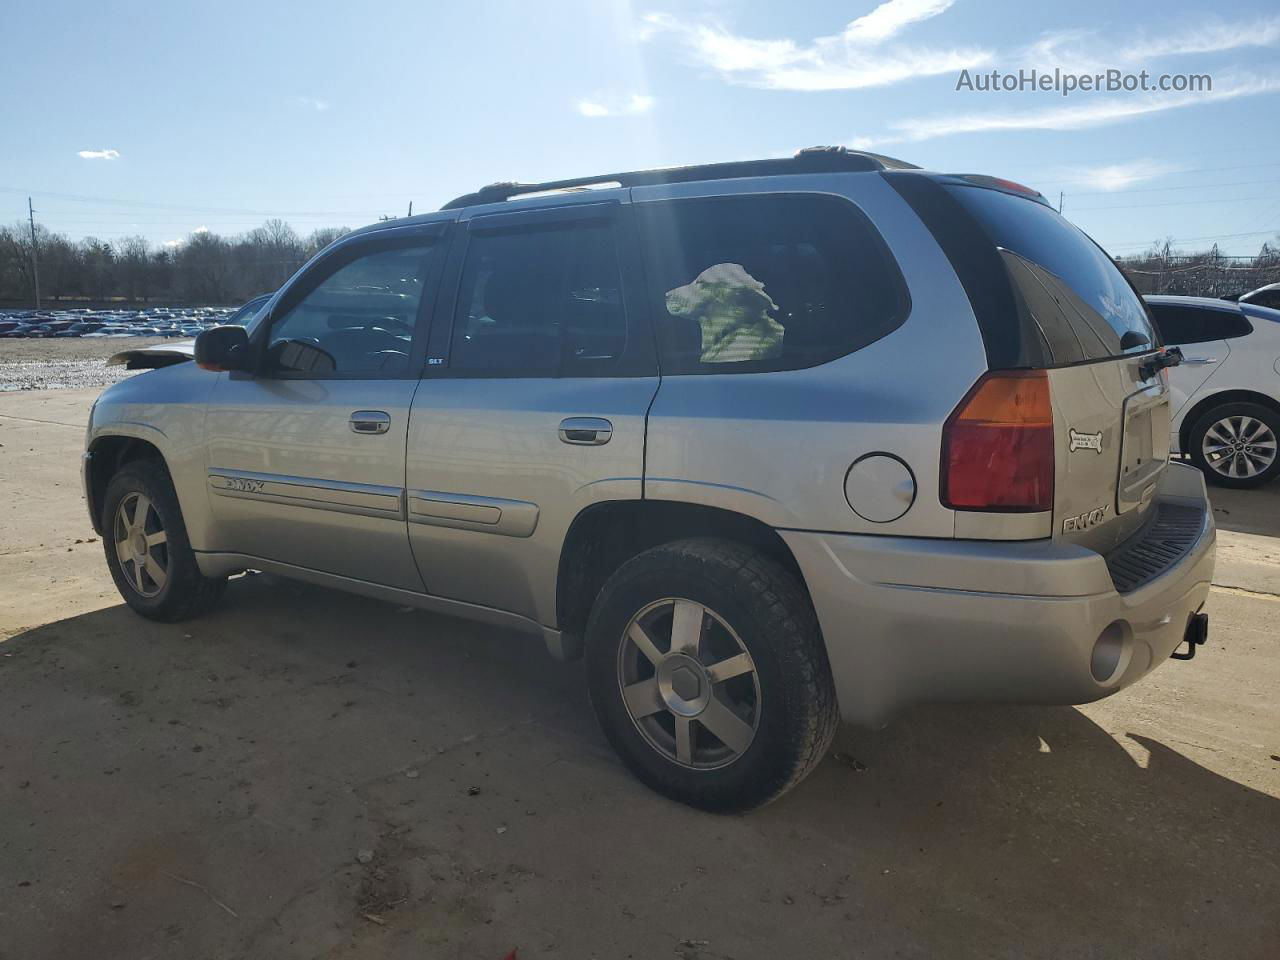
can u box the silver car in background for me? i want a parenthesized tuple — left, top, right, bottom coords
(83, 149, 1215, 810)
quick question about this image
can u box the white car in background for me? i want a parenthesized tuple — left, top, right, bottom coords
(1146, 295, 1280, 488)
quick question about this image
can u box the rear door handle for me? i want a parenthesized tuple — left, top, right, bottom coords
(350, 410, 391, 434)
(1181, 357, 1217, 365)
(559, 417, 613, 445)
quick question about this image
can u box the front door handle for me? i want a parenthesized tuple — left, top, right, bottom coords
(350, 410, 391, 434)
(559, 417, 613, 445)
(1180, 357, 1217, 365)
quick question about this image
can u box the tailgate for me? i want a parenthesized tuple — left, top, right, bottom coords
(1047, 358, 1170, 553)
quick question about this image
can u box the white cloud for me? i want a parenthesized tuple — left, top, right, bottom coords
(851, 73, 1280, 147)
(77, 149, 120, 160)
(296, 96, 330, 112)
(576, 93, 655, 117)
(1027, 16, 1280, 73)
(1056, 160, 1182, 192)
(192, 226, 209, 234)
(842, 0, 958, 44)
(640, 2, 990, 91)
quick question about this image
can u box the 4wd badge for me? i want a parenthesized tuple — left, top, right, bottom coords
(1069, 428, 1104, 454)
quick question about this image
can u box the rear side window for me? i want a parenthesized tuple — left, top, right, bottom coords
(1150, 303, 1252, 345)
(451, 220, 627, 375)
(634, 194, 908, 374)
(888, 174, 1156, 368)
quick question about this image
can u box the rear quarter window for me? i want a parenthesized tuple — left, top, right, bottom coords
(634, 194, 909, 375)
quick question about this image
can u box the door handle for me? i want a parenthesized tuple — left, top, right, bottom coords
(350, 410, 391, 434)
(559, 417, 613, 445)
(1180, 357, 1217, 365)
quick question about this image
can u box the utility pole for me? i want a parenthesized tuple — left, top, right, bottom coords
(27, 196, 41, 309)
(1058, 191, 1064, 214)
(406, 201, 413, 218)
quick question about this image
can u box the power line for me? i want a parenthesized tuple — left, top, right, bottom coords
(0, 185, 378, 218)
(1071, 194, 1275, 212)
(1064, 176, 1280, 198)
(1102, 229, 1279, 251)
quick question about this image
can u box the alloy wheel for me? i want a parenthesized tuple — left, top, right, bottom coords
(617, 598, 761, 770)
(113, 492, 169, 598)
(1201, 415, 1278, 480)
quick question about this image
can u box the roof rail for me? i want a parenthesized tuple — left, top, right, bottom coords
(439, 146, 919, 211)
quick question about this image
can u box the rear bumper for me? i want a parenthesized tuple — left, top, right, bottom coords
(781, 462, 1216, 728)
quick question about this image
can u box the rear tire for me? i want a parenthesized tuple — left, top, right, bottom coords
(585, 538, 838, 812)
(102, 460, 227, 621)
(1188, 402, 1280, 489)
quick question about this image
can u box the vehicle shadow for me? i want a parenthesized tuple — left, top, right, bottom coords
(1, 575, 1277, 959)
(1204, 475, 1280, 536)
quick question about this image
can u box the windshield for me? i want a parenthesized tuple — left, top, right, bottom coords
(225, 295, 271, 331)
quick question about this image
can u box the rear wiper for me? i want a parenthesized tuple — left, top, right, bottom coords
(1139, 346, 1183, 380)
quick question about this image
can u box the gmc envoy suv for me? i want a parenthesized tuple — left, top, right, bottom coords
(84, 148, 1216, 811)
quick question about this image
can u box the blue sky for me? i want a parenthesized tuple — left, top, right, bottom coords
(3, 0, 1279, 256)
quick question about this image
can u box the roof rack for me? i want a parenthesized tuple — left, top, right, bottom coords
(439, 146, 919, 211)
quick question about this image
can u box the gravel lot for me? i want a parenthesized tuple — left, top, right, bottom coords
(1, 383, 1277, 960)
(0, 338, 169, 391)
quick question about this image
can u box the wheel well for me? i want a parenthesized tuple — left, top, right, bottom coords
(86, 436, 166, 533)
(1180, 390, 1280, 452)
(555, 500, 807, 657)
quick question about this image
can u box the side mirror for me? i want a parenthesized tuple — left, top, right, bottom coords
(195, 325, 250, 372)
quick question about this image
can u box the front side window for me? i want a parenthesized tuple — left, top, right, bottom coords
(450, 220, 627, 374)
(635, 194, 907, 375)
(266, 243, 436, 374)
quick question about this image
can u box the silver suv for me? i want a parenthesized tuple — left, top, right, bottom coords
(84, 149, 1216, 811)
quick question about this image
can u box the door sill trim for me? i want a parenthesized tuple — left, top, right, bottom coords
(194, 551, 546, 637)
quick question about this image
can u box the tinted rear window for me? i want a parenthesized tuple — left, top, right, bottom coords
(887, 173, 1156, 368)
(946, 184, 1155, 364)
(635, 194, 908, 375)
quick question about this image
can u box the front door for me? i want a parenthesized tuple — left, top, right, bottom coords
(203, 224, 449, 591)
(405, 197, 658, 627)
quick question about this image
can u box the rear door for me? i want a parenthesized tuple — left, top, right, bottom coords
(404, 196, 658, 627)
(1146, 301, 1249, 417)
(925, 180, 1168, 552)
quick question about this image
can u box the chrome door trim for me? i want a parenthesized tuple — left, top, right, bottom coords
(407, 489, 539, 538)
(208, 468, 405, 520)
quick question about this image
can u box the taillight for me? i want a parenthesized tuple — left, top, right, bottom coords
(941, 370, 1054, 512)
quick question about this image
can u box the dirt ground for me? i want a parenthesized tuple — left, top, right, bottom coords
(1, 385, 1277, 960)
(0, 338, 172, 392)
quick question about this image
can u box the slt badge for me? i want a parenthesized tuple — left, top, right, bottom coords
(1069, 428, 1104, 454)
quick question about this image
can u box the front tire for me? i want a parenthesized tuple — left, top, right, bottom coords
(585, 539, 838, 812)
(1188, 402, 1280, 488)
(102, 460, 226, 621)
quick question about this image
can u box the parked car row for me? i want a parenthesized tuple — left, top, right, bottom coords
(0, 305, 238, 339)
